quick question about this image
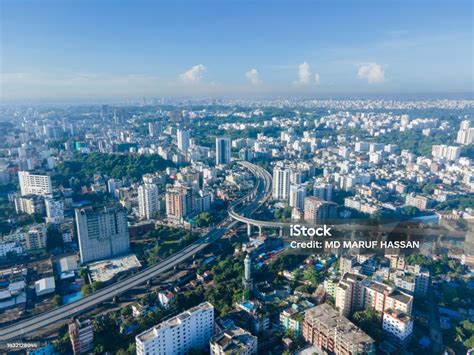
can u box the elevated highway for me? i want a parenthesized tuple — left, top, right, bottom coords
(0, 161, 268, 343)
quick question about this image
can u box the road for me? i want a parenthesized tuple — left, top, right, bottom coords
(0, 160, 270, 342)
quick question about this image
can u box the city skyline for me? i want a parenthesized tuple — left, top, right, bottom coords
(1, 0, 473, 101)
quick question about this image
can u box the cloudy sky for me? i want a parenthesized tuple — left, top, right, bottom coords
(0, 0, 472, 101)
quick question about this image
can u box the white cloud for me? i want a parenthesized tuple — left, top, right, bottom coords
(357, 63, 385, 84)
(179, 64, 206, 84)
(314, 73, 321, 85)
(245, 68, 261, 85)
(295, 62, 311, 84)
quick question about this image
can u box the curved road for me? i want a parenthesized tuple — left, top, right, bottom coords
(0, 160, 270, 342)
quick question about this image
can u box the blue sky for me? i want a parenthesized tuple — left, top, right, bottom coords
(0, 0, 473, 100)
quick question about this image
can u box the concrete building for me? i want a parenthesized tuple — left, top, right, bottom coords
(44, 198, 64, 224)
(303, 303, 375, 355)
(216, 137, 231, 166)
(210, 326, 257, 355)
(313, 182, 333, 201)
(18, 171, 52, 196)
(456, 120, 474, 145)
(138, 183, 159, 220)
(25, 224, 47, 251)
(165, 185, 194, 223)
(364, 281, 413, 315)
(405, 193, 433, 211)
(75, 205, 130, 263)
(14, 195, 45, 215)
(136, 302, 214, 355)
(304, 197, 337, 224)
(69, 318, 94, 355)
(177, 128, 190, 152)
(289, 184, 306, 211)
(382, 309, 413, 347)
(335, 273, 367, 317)
(272, 165, 290, 201)
(431, 145, 461, 161)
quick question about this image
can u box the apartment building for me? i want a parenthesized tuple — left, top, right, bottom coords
(210, 326, 257, 355)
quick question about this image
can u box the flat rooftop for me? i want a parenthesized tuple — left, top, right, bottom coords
(88, 254, 141, 283)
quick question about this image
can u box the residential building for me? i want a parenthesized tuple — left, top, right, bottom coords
(210, 326, 257, 355)
(304, 197, 337, 224)
(138, 183, 159, 220)
(289, 184, 306, 211)
(303, 303, 375, 354)
(69, 319, 94, 355)
(335, 273, 367, 317)
(382, 309, 413, 347)
(136, 302, 214, 355)
(44, 197, 64, 223)
(272, 165, 290, 200)
(177, 128, 190, 152)
(75, 205, 130, 263)
(456, 120, 474, 145)
(216, 137, 231, 165)
(18, 171, 52, 196)
(364, 281, 413, 315)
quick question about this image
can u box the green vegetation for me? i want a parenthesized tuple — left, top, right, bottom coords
(82, 281, 105, 296)
(133, 226, 200, 266)
(194, 212, 215, 227)
(445, 320, 474, 354)
(352, 308, 383, 343)
(375, 129, 454, 156)
(52, 152, 173, 186)
(274, 205, 292, 222)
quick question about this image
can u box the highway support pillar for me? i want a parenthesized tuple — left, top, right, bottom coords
(247, 223, 252, 237)
(258, 226, 262, 237)
(279, 227, 283, 237)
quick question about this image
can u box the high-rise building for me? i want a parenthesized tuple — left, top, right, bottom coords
(364, 281, 413, 315)
(75, 205, 130, 263)
(335, 273, 367, 317)
(289, 184, 306, 210)
(165, 185, 194, 223)
(136, 302, 214, 355)
(14, 195, 45, 215)
(431, 145, 461, 161)
(272, 166, 290, 200)
(69, 318, 94, 355)
(25, 224, 47, 251)
(148, 121, 162, 137)
(313, 182, 333, 201)
(210, 326, 258, 355)
(44, 198, 64, 224)
(107, 178, 122, 198)
(177, 128, 190, 152)
(303, 303, 375, 354)
(243, 253, 253, 292)
(138, 183, 159, 220)
(382, 309, 413, 347)
(304, 197, 337, 224)
(215, 137, 231, 166)
(18, 171, 52, 196)
(456, 120, 474, 145)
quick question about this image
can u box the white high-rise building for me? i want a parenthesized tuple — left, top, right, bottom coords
(216, 137, 231, 166)
(272, 166, 290, 201)
(138, 183, 159, 220)
(45, 198, 64, 224)
(75, 206, 130, 263)
(456, 120, 474, 145)
(177, 128, 190, 152)
(382, 310, 413, 347)
(18, 171, 52, 196)
(136, 302, 214, 355)
(289, 184, 306, 210)
(431, 145, 461, 161)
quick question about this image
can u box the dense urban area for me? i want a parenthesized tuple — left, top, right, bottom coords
(0, 98, 472, 354)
